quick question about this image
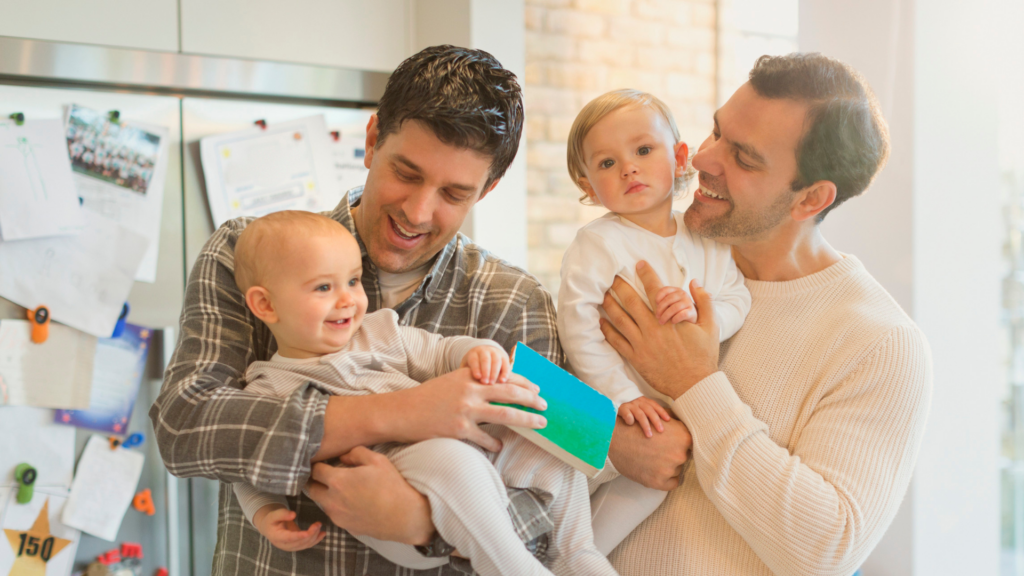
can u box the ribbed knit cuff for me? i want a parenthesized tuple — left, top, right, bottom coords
(670, 371, 743, 430)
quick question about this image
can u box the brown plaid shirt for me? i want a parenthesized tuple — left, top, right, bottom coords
(150, 188, 566, 575)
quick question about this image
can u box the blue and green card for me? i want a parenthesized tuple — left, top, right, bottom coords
(498, 342, 616, 478)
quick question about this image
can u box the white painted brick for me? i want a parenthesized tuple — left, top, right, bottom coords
(607, 18, 666, 46)
(525, 6, 546, 30)
(574, 0, 631, 15)
(578, 39, 636, 67)
(547, 9, 607, 37)
(527, 0, 573, 8)
(528, 141, 570, 170)
(526, 31, 577, 61)
(545, 62, 608, 90)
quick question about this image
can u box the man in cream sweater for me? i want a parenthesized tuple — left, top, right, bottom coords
(598, 53, 932, 575)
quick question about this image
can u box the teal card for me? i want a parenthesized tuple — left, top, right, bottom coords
(498, 342, 616, 477)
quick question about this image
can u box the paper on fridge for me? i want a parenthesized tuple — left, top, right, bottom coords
(0, 209, 147, 338)
(0, 407, 76, 489)
(65, 104, 170, 283)
(61, 435, 144, 541)
(55, 324, 152, 434)
(0, 118, 83, 241)
(0, 319, 95, 409)
(200, 114, 341, 227)
(323, 120, 372, 210)
(0, 487, 80, 576)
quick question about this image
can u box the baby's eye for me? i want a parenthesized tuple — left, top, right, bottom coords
(600, 159, 615, 169)
(638, 146, 651, 156)
(348, 278, 359, 287)
(315, 284, 330, 292)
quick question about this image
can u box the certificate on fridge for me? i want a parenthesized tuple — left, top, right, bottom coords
(199, 114, 341, 227)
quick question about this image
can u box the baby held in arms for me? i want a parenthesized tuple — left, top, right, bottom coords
(230, 210, 619, 576)
(558, 90, 752, 554)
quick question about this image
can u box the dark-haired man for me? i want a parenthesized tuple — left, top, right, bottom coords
(151, 45, 560, 575)
(600, 53, 933, 575)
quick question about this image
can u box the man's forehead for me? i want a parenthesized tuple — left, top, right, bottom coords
(716, 83, 808, 164)
(381, 120, 492, 189)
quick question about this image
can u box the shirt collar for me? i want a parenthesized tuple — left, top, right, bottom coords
(331, 186, 462, 305)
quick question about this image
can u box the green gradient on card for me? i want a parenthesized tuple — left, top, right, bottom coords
(496, 343, 616, 470)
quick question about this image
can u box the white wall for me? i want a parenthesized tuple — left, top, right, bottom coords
(0, 0, 178, 52)
(412, 0, 529, 269)
(800, 0, 1002, 574)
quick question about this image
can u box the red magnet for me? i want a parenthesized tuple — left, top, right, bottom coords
(121, 542, 143, 559)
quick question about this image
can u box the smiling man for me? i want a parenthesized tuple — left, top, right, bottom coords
(600, 53, 933, 575)
(151, 45, 561, 576)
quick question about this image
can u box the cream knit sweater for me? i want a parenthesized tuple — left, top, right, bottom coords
(609, 256, 933, 576)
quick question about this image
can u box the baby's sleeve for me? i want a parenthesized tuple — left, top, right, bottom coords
(702, 239, 751, 342)
(233, 482, 288, 526)
(557, 230, 644, 406)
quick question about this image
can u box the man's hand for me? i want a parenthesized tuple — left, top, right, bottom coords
(460, 345, 511, 384)
(609, 416, 692, 491)
(391, 367, 547, 452)
(601, 261, 720, 399)
(306, 448, 435, 546)
(617, 397, 671, 438)
(654, 286, 697, 325)
(252, 503, 325, 551)
(315, 367, 547, 460)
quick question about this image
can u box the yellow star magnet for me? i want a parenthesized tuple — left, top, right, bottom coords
(4, 499, 71, 576)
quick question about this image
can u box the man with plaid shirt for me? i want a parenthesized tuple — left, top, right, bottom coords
(151, 46, 565, 575)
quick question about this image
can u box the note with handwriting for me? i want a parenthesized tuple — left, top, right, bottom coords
(0, 118, 83, 241)
(0, 209, 147, 337)
(0, 407, 75, 489)
(61, 435, 144, 541)
(0, 320, 95, 409)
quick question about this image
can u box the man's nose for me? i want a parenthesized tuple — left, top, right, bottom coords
(691, 137, 722, 175)
(402, 188, 434, 227)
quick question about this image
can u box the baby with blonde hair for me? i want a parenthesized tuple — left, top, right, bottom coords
(558, 90, 752, 553)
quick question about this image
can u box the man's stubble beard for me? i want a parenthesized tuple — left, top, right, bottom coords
(685, 175, 794, 241)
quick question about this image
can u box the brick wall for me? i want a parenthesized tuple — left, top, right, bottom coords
(524, 0, 719, 299)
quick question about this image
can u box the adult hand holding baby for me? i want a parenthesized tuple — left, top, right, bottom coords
(601, 261, 720, 400)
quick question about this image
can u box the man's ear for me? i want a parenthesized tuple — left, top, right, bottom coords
(363, 114, 380, 170)
(792, 180, 837, 222)
(578, 177, 598, 203)
(245, 286, 278, 324)
(476, 177, 502, 203)
(673, 141, 690, 177)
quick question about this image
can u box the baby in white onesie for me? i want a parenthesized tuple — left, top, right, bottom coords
(558, 89, 752, 554)
(230, 210, 618, 576)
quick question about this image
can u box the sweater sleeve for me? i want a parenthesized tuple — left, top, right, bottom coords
(233, 483, 289, 525)
(671, 325, 932, 576)
(557, 230, 644, 406)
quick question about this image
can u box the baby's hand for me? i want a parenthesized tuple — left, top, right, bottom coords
(252, 504, 325, 552)
(461, 345, 511, 384)
(618, 397, 672, 438)
(655, 286, 697, 325)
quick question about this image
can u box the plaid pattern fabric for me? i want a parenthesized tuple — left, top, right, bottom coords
(150, 187, 566, 575)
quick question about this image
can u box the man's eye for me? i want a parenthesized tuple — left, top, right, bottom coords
(734, 153, 752, 170)
(638, 146, 651, 156)
(600, 159, 614, 169)
(395, 170, 415, 182)
(315, 284, 330, 292)
(712, 130, 721, 141)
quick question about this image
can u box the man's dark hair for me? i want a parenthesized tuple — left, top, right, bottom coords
(375, 45, 524, 187)
(749, 53, 890, 222)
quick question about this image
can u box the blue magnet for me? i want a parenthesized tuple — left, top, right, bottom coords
(121, 432, 145, 449)
(112, 303, 129, 338)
